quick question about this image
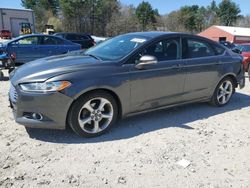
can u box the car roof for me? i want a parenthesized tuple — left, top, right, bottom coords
(55, 32, 90, 36)
(125, 31, 196, 37)
(123, 31, 220, 44)
(18, 34, 58, 37)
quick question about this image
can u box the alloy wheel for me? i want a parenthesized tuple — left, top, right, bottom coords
(217, 80, 233, 105)
(78, 97, 114, 134)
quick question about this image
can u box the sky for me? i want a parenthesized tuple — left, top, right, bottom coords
(0, 0, 249, 15)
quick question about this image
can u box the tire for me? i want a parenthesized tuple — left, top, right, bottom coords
(8, 68, 15, 74)
(211, 77, 235, 107)
(68, 91, 118, 137)
(0, 71, 3, 81)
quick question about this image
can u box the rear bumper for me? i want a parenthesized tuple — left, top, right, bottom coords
(237, 64, 245, 89)
(9, 84, 74, 130)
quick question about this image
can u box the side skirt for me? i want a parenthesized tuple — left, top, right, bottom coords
(123, 97, 211, 119)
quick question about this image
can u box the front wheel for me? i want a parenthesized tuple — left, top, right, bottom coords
(68, 91, 118, 137)
(211, 77, 235, 107)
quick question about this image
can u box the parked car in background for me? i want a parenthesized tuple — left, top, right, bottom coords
(54, 33, 95, 49)
(219, 41, 236, 49)
(91, 35, 107, 44)
(0, 30, 12, 39)
(0, 34, 81, 64)
(9, 32, 245, 137)
(232, 43, 250, 73)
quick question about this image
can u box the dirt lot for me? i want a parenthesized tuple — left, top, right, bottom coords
(0, 70, 250, 188)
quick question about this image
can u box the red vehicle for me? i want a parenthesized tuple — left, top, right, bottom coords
(0, 30, 12, 39)
(233, 44, 250, 73)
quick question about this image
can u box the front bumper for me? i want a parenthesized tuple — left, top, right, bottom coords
(9, 84, 74, 130)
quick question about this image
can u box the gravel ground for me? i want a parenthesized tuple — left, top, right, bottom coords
(0, 70, 250, 188)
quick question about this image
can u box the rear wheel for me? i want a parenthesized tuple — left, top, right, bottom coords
(211, 77, 235, 107)
(0, 71, 3, 81)
(68, 91, 118, 137)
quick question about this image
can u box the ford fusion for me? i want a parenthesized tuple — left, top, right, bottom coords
(9, 32, 245, 137)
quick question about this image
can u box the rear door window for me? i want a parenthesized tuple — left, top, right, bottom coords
(184, 38, 215, 59)
(42, 36, 65, 45)
(66, 34, 78, 40)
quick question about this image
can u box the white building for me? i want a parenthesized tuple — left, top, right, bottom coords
(0, 8, 35, 37)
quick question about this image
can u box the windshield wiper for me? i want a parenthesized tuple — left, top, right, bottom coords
(85, 53, 101, 61)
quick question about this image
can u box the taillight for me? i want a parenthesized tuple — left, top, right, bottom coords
(10, 53, 16, 60)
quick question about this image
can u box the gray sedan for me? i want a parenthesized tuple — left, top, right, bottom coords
(9, 32, 245, 137)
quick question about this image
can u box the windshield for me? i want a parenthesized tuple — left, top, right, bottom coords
(84, 35, 149, 60)
(242, 45, 250, 52)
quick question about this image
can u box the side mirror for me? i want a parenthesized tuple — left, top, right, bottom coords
(135, 55, 158, 69)
(232, 48, 242, 54)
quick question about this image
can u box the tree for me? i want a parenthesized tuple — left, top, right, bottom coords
(106, 5, 139, 36)
(217, 0, 241, 26)
(60, 0, 119, 36)
(236, 15, 250, 27)
(21, 0, 36, 9)
(135, 1, 159, 31)
(159, 11, 186, 32)
(206, 0, 219, 26)
(178, 5, 200, 33)
(195, 6, 207, 32)
(22, 0, 59, 32)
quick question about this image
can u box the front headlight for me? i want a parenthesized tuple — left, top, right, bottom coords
(19, 81, 71, 92)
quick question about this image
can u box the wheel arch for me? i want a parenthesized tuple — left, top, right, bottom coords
(212, 73, 238, 96)
(221, 74, 238, 88)
(66, 88, 123, 128)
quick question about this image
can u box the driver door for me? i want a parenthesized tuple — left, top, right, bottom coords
(128, 37, 186, 113)
(8, 36, 41, 63)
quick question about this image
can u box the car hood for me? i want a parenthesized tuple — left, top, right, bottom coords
(10, 53, 102, 85)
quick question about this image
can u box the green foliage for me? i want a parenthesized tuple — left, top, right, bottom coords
(217, 0, 241, 26)
(22, 0, 59, 32)
(170, 0, 242, 33)
(22, 0, 59, 15)
(59, 0, 119, 35)
(21, 0, 36, 9)
(178, 5, 199, 32)
(135, 1, 159, 31)
(21, 0, 245, 35)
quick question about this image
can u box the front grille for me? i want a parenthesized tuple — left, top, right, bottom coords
(9, 84, 18, 103)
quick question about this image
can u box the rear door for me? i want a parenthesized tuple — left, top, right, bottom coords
(181, 37, 223, 101)
(66, 34, 92, 49)
(40, 36, 70, 57)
